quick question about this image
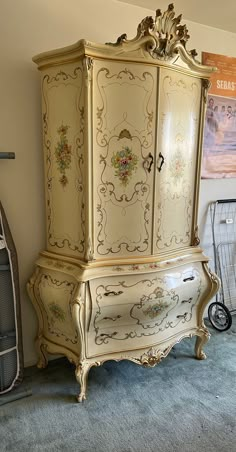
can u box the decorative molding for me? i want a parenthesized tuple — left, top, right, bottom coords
(75, 325, 211, 401)
(207, 266, 221, 301)
(112, 257, 185, 272)
(106, 3, 207, 67)
(139, 346, 170, 367)
(85, 237, 94, 261)
(84, 56, 93, 83)
(85, 56, 93, 72)
(71, 282, 86, 363)
(202, 79, 211, 104)
(118, 129, 132, 140)
(193, 226, 200, 246)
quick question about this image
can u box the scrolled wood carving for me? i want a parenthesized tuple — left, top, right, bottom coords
(107, 3, 197, 61)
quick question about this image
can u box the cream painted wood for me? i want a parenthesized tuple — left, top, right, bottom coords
(28, 5, 220, 402)
(93, 59, 157, 258)
(27, 250, 219, 401)
(154, 68, 202, 253)
(33, 268, 79, 353)
(41, 62, 86, 259)
(86, 262, 209, 356)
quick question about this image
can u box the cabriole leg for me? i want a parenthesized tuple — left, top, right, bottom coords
(195, 328, 210, 360)
(36, 336, 49, 369)
(75, 361, 91, 403)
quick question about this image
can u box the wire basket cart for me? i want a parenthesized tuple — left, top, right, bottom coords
(208, 199, 236, 331)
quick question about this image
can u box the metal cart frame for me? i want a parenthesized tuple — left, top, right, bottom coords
(208, 199, 236, 331)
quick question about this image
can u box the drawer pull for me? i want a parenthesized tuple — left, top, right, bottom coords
(181, 297, 193, 304)
(183, 276, 195, 282)
(176, 313, 187, 319)
(99, 332, 118, 338)
(104, 291, 123, 297)
(103, 315, 122, 322)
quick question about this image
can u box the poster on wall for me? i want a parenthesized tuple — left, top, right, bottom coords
(201, 52, 236, 179)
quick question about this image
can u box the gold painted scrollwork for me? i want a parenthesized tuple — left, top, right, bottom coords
(92, 272, 202, 345)
(95, 67, 154, 149)
(95, 65, 155, 256)
(42, 66, 85, 255)
(38, 274, 79, 344)
(140, 348, 166, 367)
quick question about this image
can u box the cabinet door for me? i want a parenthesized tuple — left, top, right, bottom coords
(154, 68, 201, 254)
(92, 60, 157, 259)
(41, 62, 85, 258)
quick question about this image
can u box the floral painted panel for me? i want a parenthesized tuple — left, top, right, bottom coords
(93, 59, 157, 258)
(42, 63, 85, 258)
(169, 150, 186, 182)
(111, 146, 138, 187)
(48, 301, 66, 324)
(55, 125, 72, 187)
(154, 68, 201, 252)
(38, 273, 78, 345)
(143, 301, 170, 318)
(88, 264, 205, 351)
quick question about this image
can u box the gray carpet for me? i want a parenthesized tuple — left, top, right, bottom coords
(0, 318, 235, 452)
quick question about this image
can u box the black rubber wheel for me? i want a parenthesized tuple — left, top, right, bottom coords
(208, 302, 232, 331)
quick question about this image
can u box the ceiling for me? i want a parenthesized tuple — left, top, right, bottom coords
(117, 0, 236, 34)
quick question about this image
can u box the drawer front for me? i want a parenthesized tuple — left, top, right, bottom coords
(86, 262, 209, 357)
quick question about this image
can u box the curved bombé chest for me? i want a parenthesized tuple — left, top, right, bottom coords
(28, 3, 220, 402)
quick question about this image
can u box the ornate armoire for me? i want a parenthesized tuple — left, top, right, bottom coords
(28, 4, 220, 401)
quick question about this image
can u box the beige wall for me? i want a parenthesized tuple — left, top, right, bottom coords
(0, 0, 235, 366)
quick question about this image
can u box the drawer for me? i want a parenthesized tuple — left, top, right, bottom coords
(86, 262, 209, 357)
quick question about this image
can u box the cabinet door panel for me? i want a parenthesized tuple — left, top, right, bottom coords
(42, 63, 85, 258)
(154, 69, 201, 253)
(92, 60, 157, 259)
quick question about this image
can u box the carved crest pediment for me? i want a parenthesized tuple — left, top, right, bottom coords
(106, 3, 199, 65)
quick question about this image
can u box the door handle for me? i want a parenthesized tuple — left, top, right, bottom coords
(143, 153, 154, 173)
(157, 152, 165, 172)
